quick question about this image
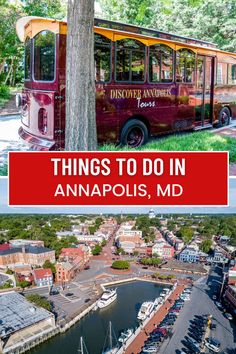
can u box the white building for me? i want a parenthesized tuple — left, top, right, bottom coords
(149, 209, 155, 219)
(179, 247, 200, 263)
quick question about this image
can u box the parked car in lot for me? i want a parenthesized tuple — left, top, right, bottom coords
(187, 336, 200, 348)
(225, 312, 233, 320)
(215, 301, 223, 310)
(204, 337, 221, 353)
(188, 332, 202, 343)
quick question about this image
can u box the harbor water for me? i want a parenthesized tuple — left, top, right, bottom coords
(29, 281, 167, 354)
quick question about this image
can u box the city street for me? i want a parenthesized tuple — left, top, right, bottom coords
(159, 267, 236, 354)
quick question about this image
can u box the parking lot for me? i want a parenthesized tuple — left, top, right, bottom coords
(158, 270, 235, 354)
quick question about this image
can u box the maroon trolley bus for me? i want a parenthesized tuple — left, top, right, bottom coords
(16, 16, 236, 150)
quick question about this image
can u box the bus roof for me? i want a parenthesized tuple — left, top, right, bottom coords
(94, 18, 217, 49)
(16, 16, 236, 58)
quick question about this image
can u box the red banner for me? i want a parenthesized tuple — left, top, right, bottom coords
(8, 151, 228, 206)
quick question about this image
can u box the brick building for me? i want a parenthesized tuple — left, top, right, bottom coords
(0, 246, 55, 269)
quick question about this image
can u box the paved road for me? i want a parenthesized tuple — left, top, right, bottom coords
(0, 273, 8, 285)
(158, 267, 236, 354)
(0, 115, 28, 168)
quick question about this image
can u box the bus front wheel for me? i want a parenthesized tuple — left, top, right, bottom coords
(120, 119, 148, 148)
(217, 107, 230, 128)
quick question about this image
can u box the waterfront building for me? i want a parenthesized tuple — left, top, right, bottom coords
(152, 243, 175, 259)
(179, 247, 208, 263)
(60, 247, 90, 263)
(56, 247, 89, 282)
(56, 256, 84, 282)
(0, 245, 55, 269)
(33, 268, 53, 287)
(179, 247, 199, 263)
(0, 291, 55, 354)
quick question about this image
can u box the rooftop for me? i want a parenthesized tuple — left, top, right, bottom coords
(0, 291, 53, 339)
(0, 246, 53, 256)
(33, 268, 53, 279)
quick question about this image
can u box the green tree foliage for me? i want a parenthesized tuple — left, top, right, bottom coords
(100, 0, 153, 26)
(111, 260, 130, 269)
(116, 247, 125, 255)
(99, 0, 236, 52)
(22, 0, 65, 18)
(43, 260, 56, 275)
(18, 280, 31, 288)
(92, 244, 102, 255)
(0, 0, 65, 87)
(140, 257, 161, 266)
(200, 239, 212, 253)
(26, 294, 51, 311)
(177, 226, 194, 243)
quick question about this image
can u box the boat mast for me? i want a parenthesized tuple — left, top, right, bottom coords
(78, 337, 89, 354)
(109, 321, 113, 350)
(78, 337, 84, 354)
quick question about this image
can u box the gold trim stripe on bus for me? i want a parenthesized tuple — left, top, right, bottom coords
(22, 17, 236, 59)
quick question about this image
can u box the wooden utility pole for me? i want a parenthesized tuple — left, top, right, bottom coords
(66, 0, 97, 151)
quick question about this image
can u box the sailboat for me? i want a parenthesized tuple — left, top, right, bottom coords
(102, 321, 119, 354)
(78, 337, 89, 354)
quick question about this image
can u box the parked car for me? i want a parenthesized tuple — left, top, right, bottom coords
(204, 338, 221, 353)
(215, 301, 223, 310)
(187, 336, 200, 348)
(225, 313, 233, 320)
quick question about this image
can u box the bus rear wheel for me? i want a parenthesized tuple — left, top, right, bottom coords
(120, 119, 148, 148)
(217, 107, 230, 128)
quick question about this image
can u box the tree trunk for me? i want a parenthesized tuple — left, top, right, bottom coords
(65, 0, 97, 151)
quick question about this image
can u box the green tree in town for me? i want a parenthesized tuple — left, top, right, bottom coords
(43, 260, 56, 275)
(200, 239, 212, 253)
(112, 260, 130, 269)
(26, 294, 51, 311)
(177, 226, 194, 243)
(92, 244, 102, 255)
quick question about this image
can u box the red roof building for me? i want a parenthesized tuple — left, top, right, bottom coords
(33, 268, 53, 287)
(0, 244, 10, 251)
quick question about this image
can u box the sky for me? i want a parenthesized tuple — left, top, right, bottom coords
(0, 177, 236, 215)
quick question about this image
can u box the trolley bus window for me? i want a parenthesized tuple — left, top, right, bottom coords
(176, 49, 195, 83)
(95, 34, 111, 83)
(149, 44, 173, 83)
(25, 37, 31, 80)
(34, 30, 55, 81)
(116, 39, 145, 82)
(228, 63, 236, 85)
(217, 63, 227, 85)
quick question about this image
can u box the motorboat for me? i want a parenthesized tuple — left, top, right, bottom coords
(118, 328, 134, 344)
(97, 288, 117, 309)
(137, 301, 155, 321)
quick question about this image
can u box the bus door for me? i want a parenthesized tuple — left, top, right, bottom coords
(195, 55, 214, 128)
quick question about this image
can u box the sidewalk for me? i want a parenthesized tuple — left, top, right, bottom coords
(0, 94, 20, 116)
